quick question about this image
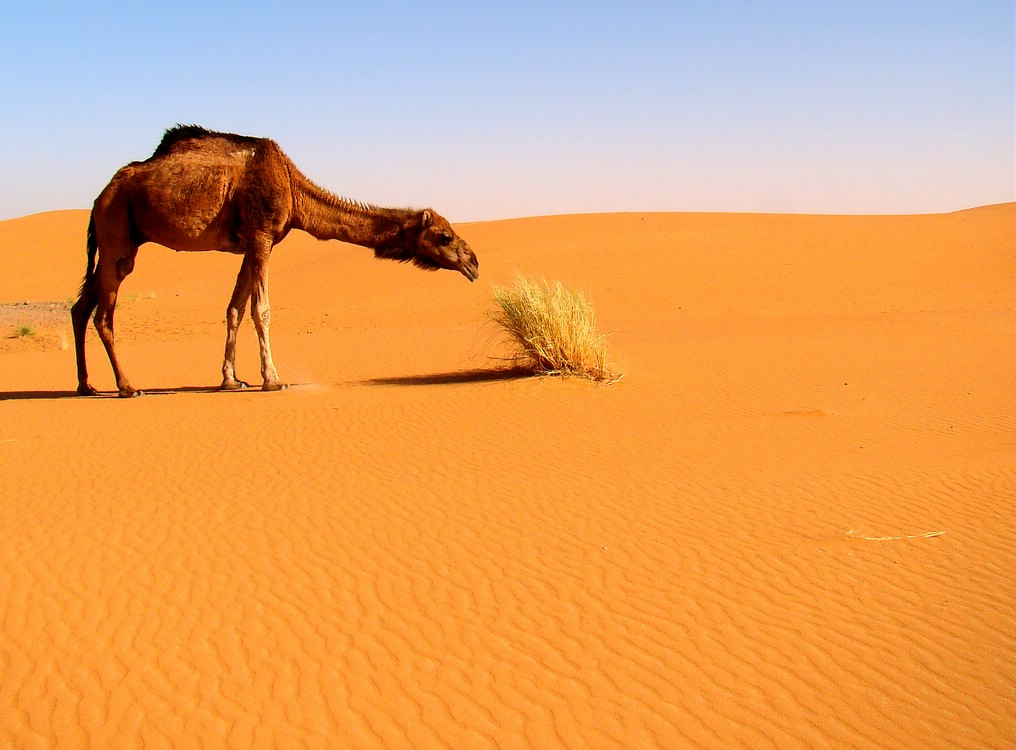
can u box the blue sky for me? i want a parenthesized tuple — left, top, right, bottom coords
(1, 1, 1012, 221)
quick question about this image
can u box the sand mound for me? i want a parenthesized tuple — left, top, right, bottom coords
(1, 204, 1013, 748)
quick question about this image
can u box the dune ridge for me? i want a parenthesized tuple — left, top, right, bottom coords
(1, 205, 1013, 748)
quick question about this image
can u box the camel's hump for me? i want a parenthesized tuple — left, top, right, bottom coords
(152, 125, 270, 158)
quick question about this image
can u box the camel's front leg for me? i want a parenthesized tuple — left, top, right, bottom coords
(221, 257, 253, 390)
(94, 272, 141, 398)
(249, 251, 285, 391)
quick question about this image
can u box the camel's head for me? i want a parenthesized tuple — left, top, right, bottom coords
(414, 210, 479, 282)
(374, 209, 479, 281)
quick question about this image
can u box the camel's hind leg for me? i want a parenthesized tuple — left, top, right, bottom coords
(71, 277, 100, 395)
(221, 255, 253, 390)
(93, 250, 141, 398)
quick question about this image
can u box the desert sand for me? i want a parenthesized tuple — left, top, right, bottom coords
(1, 204, 1013, 749)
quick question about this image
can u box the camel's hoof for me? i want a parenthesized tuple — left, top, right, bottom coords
(118, 388, 143, 398)
(77, 384, 98, 397)
(262, 382, 289, 392)
(221, 380, 250, 391)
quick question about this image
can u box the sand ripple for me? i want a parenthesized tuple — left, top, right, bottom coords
(2, 383, 1013, 749)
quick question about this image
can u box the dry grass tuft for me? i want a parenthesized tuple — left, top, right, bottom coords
(489, 276, 620, 382)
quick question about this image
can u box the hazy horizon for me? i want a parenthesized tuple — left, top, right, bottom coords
(1, 2, 1012, 222)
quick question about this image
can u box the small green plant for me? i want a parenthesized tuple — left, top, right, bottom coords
(489, 276, 619, 382)
(15, 325, 35, 338)
(121, 292, 157, 303)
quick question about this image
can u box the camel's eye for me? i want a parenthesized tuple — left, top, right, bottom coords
(438, 233, 453, 247)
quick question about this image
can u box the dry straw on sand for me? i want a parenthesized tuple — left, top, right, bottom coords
(489, 276, 620, 382)
(846, 528, 946, 541)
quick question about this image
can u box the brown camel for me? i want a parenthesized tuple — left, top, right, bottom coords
(71, 125, 479, 397)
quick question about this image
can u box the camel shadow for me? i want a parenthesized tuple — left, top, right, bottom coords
(361, 367, 531, 387)
(0, 389, 82, 401)
(0, 385, 229, 401)
(0, 372, 529, 399)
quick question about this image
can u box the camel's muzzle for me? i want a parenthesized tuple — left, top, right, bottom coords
(459, 247, 479, 282)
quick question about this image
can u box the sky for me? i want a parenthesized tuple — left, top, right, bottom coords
(0, 1, 1012, 222)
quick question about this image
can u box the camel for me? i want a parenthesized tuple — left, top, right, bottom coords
(70, 125, 479, 397)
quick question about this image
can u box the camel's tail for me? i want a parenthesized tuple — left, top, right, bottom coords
(78, 210, 97, 296)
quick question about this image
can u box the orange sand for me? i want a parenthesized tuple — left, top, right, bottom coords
(1, 205, 1013, 749)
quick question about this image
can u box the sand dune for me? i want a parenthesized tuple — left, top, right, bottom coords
(1, 205, 1013, 748)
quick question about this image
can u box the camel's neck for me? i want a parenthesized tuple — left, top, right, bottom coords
(291, 173, 419, 248)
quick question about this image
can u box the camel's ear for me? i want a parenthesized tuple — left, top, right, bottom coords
(421, 210, 433, 228)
